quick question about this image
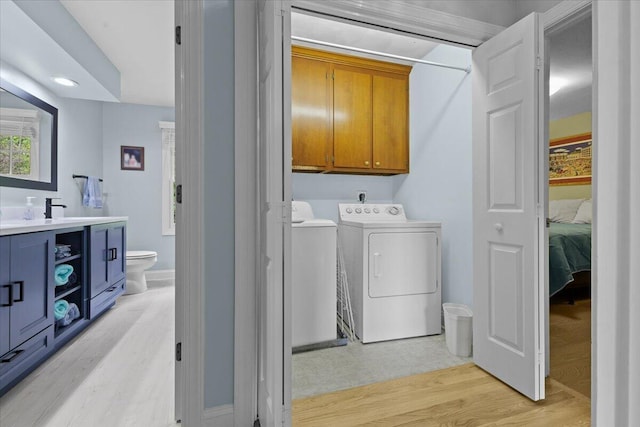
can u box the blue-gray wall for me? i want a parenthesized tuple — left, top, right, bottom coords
(203, 0, 235, 409)
(393, 45, 473, 307)
(101, 103, 175, 270)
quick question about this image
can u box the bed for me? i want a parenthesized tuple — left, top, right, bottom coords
(549, 222, 592, 296)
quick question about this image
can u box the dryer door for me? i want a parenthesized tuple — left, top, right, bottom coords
(368, 231, 438, 297)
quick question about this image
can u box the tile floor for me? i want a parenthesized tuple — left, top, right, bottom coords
(293, 332, 471, 399)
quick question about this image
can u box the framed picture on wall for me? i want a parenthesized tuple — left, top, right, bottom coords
(121, 145, 145, 171)
(549, 132, 591, 186)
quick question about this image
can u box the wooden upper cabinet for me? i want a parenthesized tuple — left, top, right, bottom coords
(291, 46, 411, 175)
(333, 65, 372, 169)
(373, 73, 409, 171)
(292, 56, 332, 170)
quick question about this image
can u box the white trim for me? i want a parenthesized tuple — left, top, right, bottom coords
(145, 269, 175, 287)
(159, 121, 176, 236)
(175, 0, 204, 425)
(594, 1, 640, 424)
(291, 0, 504, 47)
(233, 1, 258, 426)
(543, 0, 591, 31)
(159, 121, 175, 129)
(203, 404, 234, 427)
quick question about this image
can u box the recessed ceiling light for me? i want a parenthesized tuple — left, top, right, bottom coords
(549, 77, 568, 96)
(53, 77, 79, 87)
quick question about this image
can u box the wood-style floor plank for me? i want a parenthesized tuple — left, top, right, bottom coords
(292, 364, 591, 426)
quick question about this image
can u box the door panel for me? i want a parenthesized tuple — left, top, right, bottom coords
(368, 232, 437, 297)
(107, 224, 126, 285)
(90, 227, 109, 298)
(472, 13, 545, 401)
(1, 238, 11, 356)
(291, 55, 332, 169)
(333, 65, 372, 168)
(372, 73, 409, 171)
(9, 232, 54, 349)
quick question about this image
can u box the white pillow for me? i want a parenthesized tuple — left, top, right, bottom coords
(549, 199, 584, 223)
(572, 199, 592, 224)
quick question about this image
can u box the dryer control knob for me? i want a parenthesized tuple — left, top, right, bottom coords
(355, 207, 362, 214)
(387, 206, 400, 215)
(364, 208, 371, 213)
(346, 208, 353, 214)
(373, 207, 380, 214)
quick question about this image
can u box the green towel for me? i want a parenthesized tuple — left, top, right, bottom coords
(54, 300, 70, 321)
(55, 264, 74, 286)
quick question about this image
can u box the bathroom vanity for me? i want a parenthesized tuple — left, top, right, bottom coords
(0, 217, 127, 396)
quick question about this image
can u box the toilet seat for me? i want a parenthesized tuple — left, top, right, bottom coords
(126, 250, 157, 260)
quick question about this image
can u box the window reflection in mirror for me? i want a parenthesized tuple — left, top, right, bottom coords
(0, 78, 57, 191)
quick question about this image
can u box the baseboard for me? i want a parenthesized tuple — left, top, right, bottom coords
(146, 269, 175, 287)
(203, 404, 234, 427)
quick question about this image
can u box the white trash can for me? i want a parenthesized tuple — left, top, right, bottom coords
(443, 303, 473, 357)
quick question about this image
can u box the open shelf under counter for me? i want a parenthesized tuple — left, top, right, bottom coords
(54, 253, 81, 265)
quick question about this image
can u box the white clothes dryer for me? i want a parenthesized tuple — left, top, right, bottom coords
(338, 204, 441, 343)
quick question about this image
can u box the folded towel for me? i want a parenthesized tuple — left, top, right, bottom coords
(82, 176, 103, 208)
(57, 303, 80, 327)
(54, 300, 70, 321)
(54, 264, 74, 286)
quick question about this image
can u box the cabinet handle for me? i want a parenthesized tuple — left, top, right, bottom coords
(1, 284, 13, 307)
(364, 160, 370, 166)
(109, 248, 118, 260)
(1, 349, 24, 363)
(375, 161, 380, 167)
(14, 281, 24, 303)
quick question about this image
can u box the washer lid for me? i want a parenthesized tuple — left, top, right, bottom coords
(292, 219, 336, 228)
(126, 250, 158, 259)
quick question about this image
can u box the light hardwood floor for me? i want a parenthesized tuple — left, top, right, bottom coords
(549, 296, 591, 397)
(292, 363, 591, 426)
(0, 285, 177, 427)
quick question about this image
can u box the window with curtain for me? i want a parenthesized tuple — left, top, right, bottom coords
(160, 121, 176, 235)
(0, 107, 39, 179)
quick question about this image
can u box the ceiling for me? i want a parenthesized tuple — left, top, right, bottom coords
(60, 0, 174, 107)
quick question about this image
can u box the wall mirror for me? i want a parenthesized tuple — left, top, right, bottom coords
(0, 78, 58, 191)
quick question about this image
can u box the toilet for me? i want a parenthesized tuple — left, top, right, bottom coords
(125, 250, 158, 294)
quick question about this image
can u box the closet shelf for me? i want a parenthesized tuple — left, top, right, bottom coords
(55, 254, 81, 265)
(55, 285, 82, 300)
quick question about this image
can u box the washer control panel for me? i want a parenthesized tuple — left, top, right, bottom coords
(339, 204, 407, 222)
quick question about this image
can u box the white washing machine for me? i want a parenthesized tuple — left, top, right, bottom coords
(291, 201, 337, 348)
(338, 203, 441, 343)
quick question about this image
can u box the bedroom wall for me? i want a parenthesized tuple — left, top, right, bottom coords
(392, 44, 473, 308)
(549, 111, 592, 200)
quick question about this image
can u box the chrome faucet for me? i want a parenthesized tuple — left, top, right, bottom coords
(45, 198, 67, 219)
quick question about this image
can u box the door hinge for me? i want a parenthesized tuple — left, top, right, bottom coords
(176, 184, 182, 204)
(536, 56, 542, 70)
(253, 418, 260, 427)
(175, 26, 181, 45)
(176, 342, 182, 361)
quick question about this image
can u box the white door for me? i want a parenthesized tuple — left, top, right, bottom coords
(257, 0, 292, 425)
(472, 12, 546, 401)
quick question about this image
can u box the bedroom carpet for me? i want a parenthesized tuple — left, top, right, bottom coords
(292, 363, 591, 426)
(550, 295, 591, 398)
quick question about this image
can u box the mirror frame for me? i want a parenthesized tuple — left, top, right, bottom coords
(0, 78, 58, 191)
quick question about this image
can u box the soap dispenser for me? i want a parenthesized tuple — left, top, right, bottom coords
(24, 196, 36, 220)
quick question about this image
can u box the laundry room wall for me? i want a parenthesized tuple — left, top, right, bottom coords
(392, 44, 473, 308)
(292, 173, 394, 223)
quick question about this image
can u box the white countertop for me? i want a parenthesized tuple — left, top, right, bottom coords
(0, 216, 128, 236)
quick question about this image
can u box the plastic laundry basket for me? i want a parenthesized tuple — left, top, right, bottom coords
(443, 303, 473, 357)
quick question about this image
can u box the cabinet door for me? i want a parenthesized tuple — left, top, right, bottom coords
(9, 232, 54, 349)
(107, 223, 126, 285)
(90, 226, 109, 298)
(0, 238, 10, 356)
(333, 65, 372, 169)
(292, 56, 332, 170)
(373, 73, 409, 172)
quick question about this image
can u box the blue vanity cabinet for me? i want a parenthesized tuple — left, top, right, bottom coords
(88, 222, 126, 318)
(0, 238, 10, 357)
(0, 232, 55, 394)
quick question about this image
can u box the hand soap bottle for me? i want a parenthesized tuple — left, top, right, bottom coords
(23, 196, 36, 220)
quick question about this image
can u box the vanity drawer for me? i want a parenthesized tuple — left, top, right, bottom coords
(0, 326, 53, 394)
(89, 280, 125, 319)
